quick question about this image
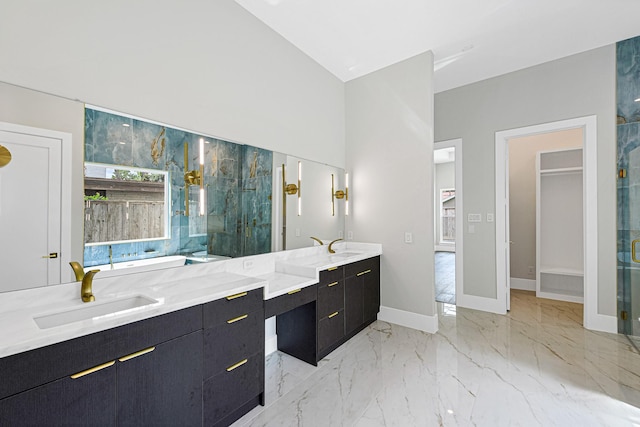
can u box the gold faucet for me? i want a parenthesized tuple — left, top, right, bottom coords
(69, 261, 85, 281)
(328, 238, 343, 254)
(310, 236, 324, 245)
(81, 270, 100, 303)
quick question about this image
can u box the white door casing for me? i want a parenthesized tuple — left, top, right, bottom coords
(0, 122, 72, 290)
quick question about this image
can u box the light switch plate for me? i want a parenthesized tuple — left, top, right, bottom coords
(404, 232, 413, 243)
(295, 228, 300, 237)
(338, 230, 344, 238)
(347, 231, 354, 240)
(487, 213, 494, 222)
(468, 213, 482, 222)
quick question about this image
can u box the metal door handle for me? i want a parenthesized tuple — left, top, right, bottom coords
(42, 252, 58, 259)
(632, 239, 640, 263)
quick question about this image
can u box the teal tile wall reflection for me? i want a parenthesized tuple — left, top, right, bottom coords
(83, 108, 272, 266)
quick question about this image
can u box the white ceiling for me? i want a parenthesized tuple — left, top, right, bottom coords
(234, 0, 640, 93)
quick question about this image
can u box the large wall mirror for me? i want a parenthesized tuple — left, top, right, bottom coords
(81, 106, 346, 273)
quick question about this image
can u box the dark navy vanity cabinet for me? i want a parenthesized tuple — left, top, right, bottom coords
(0, 256, 380, 426)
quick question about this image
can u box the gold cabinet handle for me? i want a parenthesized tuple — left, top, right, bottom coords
(356, 269, 372, 277)
(327, 267, 338, 271)
(226, 292, 248, 300)
(287, 288, 301, 295)
(41, 252, 58, 259)
(227, 314, 248, 324)
(226, 358, 248, 372)
(118, 346, 155, 362)
(328, 311, 339, 319)
(633, 239, 640, 263)
(328, 281, 339, 287)
(70, 360, 115, 379)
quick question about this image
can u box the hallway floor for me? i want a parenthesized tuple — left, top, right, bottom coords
(435, 251, 455, 304)
(234, 290, 640, 426)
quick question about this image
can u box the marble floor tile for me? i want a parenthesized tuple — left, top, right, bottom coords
(234, 291, 640, 426)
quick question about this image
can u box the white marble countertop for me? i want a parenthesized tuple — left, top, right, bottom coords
(0, 242, 381, 358)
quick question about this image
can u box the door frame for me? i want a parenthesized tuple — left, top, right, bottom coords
(495, 116, 609, 331)
(0, 121, 73, 284)
(434, 139, 463, 305)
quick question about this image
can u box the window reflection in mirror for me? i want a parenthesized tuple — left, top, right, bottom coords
(84, 163, 170, 245)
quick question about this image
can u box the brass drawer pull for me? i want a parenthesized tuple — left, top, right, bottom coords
(328, 311, 339, 319)
(287, 288, 302, 295)
(118, 346, 156, 362)
(226, 358, 248, 372)
(327, 267, 338, 271)
(226, 292, 248, 300)
(328, 281, 339, 287)
(227, 314, 248, 324)
(71, 360, 115, 379)
(356, 269, 372, 277)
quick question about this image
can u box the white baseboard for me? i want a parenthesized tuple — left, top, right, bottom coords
(265, 334, 278, 356)
(378, 306, 438, 333)
(510, 278, 535, 291)
(456, 293, 506, 315)
(585, 313, 617, 334)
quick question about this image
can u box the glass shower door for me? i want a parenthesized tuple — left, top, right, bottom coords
(618, 136, 640, 339)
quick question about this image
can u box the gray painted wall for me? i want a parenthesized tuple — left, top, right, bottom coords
(346, 52, 436, 317)
(0, 0, 345, 168)
(435, 46, 616, 316)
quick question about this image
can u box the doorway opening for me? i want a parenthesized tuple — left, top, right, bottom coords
(434, 139, 462, 305)
(495, 116, 606, 331)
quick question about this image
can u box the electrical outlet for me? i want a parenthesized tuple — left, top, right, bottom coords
(468, 225, 475, 234)
(487, 213, 494, 222)
(338, 230, 344, 239)
(243, 259, 254, 269)
(347, 231, 354, 240)
(528, 266, 535, 275)
(295, 228, 300, 237)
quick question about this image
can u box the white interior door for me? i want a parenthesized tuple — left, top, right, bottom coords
(0, 130, 62, 291)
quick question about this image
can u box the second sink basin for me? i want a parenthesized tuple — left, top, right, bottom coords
(34, 295, 159, 329)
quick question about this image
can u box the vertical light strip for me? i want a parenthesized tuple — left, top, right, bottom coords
(331, 173, 335, 216)
(199, 138, 205, 216)
(345, 173, 350, 215)
(297, 161, 302, 216)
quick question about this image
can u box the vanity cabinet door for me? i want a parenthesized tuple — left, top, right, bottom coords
(345, 274, 364, 334)
(116, 330, 203, 427)
(362, 257, 381, 323)
(0, 360, 116, 426)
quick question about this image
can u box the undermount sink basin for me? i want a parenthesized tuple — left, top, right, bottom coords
(330, 252, 361, 259)
(33, 295, 158, 329)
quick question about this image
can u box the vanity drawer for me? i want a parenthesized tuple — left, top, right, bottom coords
(320, 266, 344, 283)
(345, 256, 378, 278)
(203, 288, 263, 328)
(203, 310, 264, 379)
(317, 279, 344, 319)
(318, 309, 344, 352)
(203, 351, 263, 426)
(264, 284, 317, 318)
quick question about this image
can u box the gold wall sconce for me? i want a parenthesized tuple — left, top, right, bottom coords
(0, 145, 12, 168)
(282, 161, 301, 216)
(184, 139, 205, 216)
(331, 173, 349, 216)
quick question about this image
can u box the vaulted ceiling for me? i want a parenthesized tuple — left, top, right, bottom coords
(235, 0, 640, 92)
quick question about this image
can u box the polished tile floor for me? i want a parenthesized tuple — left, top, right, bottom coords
(435, 251, 455, 304)
(234, 291, 640, 426)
